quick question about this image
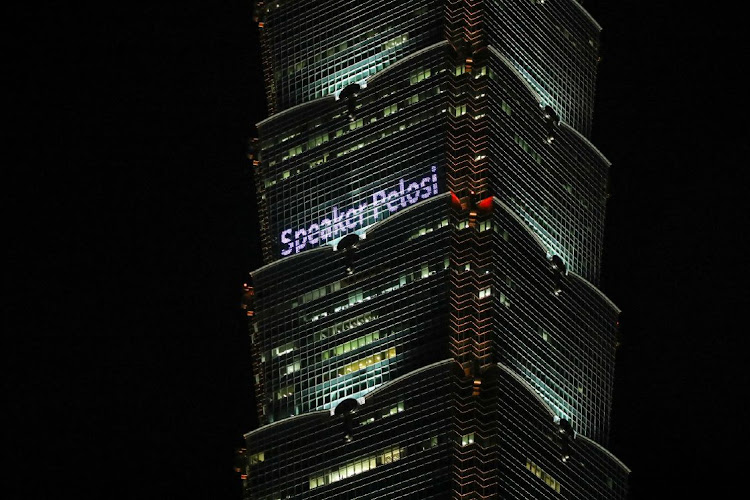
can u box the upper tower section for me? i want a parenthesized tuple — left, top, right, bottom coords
(254, 0, 445, 114)
(484, 0, 602, 136)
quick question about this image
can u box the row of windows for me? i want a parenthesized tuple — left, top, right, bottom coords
(271, 315, 424, 394)
(308, 38, 415, 100)
(455, 64, 488, 78)
(261, 61, 440, 154)
(280, 358, 301, 377)
(335, 347, 397, 378)
(321, 331, 383, 361)
(409, 67, 431, 85)
(383, 33, 409, 51)
(381, 400, 405, 418)
(407, 217, 450, 241)
(262, 59, 444, 154)
(272, 341, 296, 359)
(305, 258, 448, 324)
(314, 311, 379, 342)
(456, 218, 510, 241)
(262, 95, 444, 191)
(308, 445, 404, 490)
(525, 459, 561, 493)
(285, 87, 439, 166)
(275, 345, 397, 401)
(279, 324, 425, 395)
(263, 262, 390, 318)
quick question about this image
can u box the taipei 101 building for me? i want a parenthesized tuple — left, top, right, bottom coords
(240, 0, 630, 498)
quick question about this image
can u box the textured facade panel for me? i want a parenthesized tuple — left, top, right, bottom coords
(484, 0, 602, 136)
(484, 49, 609, 283)
(255, 44, 450, 263)
(251, 196, 451, 424)
(241, 361, 628, 499)
(488, 199, 618, 443)
(256, 0, 445, 112)
(490, 363, 629, 499)
(242, 361, 459, 500)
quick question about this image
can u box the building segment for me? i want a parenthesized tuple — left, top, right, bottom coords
(243, 1, 628, 498)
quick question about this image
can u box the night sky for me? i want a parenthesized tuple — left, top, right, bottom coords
(15, 2, 747, 498)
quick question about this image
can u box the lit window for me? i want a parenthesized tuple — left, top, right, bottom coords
(461, 432, 475, 446)
(276, 385, 294, 400)
(538, 327, 550, 342)
(282, 358, 301, 376)
(335, 348, 396, 377)
(248, 451, 264, 466)
(421, 264, 429, 279)
(272, 341, 296, 358)
(501, 100, 512, 116)
(383, 400, 405, 418)
(500, 292, 510, 308)
(309, 445, 403, 489)
(525, 460, 561, 493)
(409, 67, 431, 85)
(383, 33, 408, 51)
(359, 417, 375, 426)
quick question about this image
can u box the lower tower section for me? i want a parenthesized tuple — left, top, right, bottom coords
(241, 361, 629, 499)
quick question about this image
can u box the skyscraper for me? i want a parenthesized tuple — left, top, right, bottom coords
(242, 1, 629, 498)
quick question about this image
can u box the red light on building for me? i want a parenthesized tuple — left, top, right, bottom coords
(476, 197, 493, 211)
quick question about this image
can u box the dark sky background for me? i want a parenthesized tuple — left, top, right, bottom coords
(14, 1, 748, 498)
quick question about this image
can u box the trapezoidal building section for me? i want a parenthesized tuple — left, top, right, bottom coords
(241, 1, 629, 498)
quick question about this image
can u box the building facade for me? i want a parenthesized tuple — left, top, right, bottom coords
(242, 1, 629, 498)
